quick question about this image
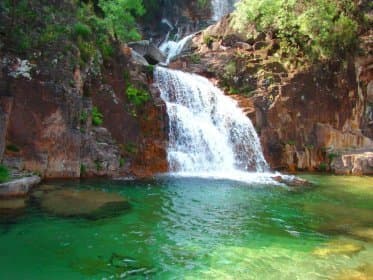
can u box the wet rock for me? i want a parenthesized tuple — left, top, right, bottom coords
(128, 40, 166, 64)
(39, 189, 130, 218)
(313, 240, 365, 257)
(0, 176, 41, 197)
(130, 49, 149, 66)
(271, 175, 311, 187)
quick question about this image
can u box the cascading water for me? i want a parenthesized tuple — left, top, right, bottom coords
(211, 0, 238, 21)
(155, 66, 269, 178)
(159, 34, 194, 64)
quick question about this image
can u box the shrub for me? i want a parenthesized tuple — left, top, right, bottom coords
(318, 162, 328, 172)
(92, 106, 103, 126)
(126, 85, 150, 106)
(0, 165, 10, 183)
(232, 0, 359, 61)
(73, 22, 92, 40)
(203, 35, 214, 48)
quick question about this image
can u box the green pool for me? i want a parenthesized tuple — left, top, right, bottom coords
(0, 174, 372, 279)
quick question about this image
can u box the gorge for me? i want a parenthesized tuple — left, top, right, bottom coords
(0, 0, 372, 279)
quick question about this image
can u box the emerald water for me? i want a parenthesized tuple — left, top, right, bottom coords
(0, 175, 372, 279)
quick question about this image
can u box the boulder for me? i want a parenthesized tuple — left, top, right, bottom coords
(39, 189, 130, 218)
(130, 49, 149, 66)
(331, 150, 373, 175)
(0, 176, 41, 197)
(271, 175, 311, 187)
(128, 40, 166, 64)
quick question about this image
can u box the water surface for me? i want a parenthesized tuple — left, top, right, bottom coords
(0, 174, 372, 279)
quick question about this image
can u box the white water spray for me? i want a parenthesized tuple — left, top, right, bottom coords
(155, 66, 268, 176)
(211, 0, 238, 21)
(159, 34, 194, 64)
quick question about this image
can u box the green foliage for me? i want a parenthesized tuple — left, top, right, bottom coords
(73, 22, 92, 40)
(197, 0, 209, 8)
(92, 106, 104, 126)
(122, 143, 138, 155)
(98, 0, 145, 42)
(0, 165, 10, 183)
(126, 84, 150, 106)
(224, 61, 237, 78)
(119, 158, 125, 167)
(203, 35, 214, 48)
(80, 164, 87, 175)
(6, 144, 20, 153)
(190, 53, 201, 64)
(94, 160, 102, 171)
(232, 0, 359, 60)
(318, 162, 328, 172)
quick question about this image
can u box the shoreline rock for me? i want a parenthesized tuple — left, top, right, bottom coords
(0, 176, 41, 197)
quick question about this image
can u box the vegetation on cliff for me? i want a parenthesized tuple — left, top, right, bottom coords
(232, 0, 368, 61)
(0, 0, 145, 63)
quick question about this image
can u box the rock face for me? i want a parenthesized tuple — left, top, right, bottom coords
(173, 16, 373, 174)
(0, 46, 168, 179)
(0, 176, 41, 197)
(331, 150, 373, 175)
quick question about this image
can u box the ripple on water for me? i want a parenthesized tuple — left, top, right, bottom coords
(0, 175, 372, 279)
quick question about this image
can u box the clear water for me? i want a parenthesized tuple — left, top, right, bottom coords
(154, 67, 268, 173)
(0, 175, 372, 279)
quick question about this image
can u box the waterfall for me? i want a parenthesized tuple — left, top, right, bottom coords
(155, 66, 269, 177)
(211, 0, 238, 21)
(159, 34, 194, 64)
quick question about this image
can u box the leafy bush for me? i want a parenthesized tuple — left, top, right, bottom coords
(232, 0, 359, 61)
(98, 0, 145, 42)
(318, 162, 328, 172)
(92, 106, 104, 126)
(73, 22, 92, 40)
(0, 165, 10, 183)
(126, 85, 150, 106)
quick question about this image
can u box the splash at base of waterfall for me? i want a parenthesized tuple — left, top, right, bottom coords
(162, 171, 286, 185)
(155, 66, 269, 180)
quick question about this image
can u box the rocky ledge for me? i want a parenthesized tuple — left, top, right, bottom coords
(0, 175, 41, 197)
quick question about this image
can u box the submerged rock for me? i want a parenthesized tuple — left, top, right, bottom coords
(271, 175, 311, 187)
(349, 227, 373, 242)
(40, 189, 130, 218)
(313, 240, 364, 257)
(0, 197, 27, 211)
(0, 176, 41, 197)
(334, 263, 373, 280)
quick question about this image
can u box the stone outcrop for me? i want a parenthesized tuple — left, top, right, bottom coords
(331, 150, 373, 175)
(128, 40, 166, 64)
(0, 175, 41, 197)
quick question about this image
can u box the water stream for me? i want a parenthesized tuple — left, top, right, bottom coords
(155, 67, 268, 179)
(211, 0, 238, 21)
